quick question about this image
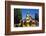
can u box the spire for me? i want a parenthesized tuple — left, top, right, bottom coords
(27, 11, 30, 14)
(26, 11, 30, 17)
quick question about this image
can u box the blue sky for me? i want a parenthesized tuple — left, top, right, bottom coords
(21, 9, 39, 20)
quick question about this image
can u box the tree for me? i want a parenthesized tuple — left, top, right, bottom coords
(17, 9, 22, 21)
(14, 8, 22, 27)
(35, 13, 39, 26)
(35, 13, 39, 21)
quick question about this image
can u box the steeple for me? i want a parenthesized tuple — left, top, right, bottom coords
(26, 11, 30, 20)
(26, 11, 30, 17)
(26, 11, 30, 23)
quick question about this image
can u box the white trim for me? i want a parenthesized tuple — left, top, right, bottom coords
(11, 5, 42, 31)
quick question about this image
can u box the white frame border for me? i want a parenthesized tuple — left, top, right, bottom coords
(11, 5, 42, 31)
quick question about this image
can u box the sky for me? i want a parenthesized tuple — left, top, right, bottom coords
(21, 9, 39, 20)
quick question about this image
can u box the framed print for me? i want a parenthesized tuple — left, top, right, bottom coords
(5, 1, 45, 35)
